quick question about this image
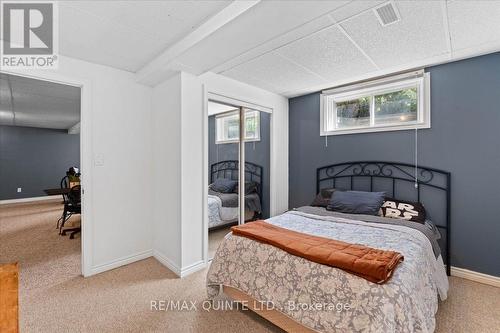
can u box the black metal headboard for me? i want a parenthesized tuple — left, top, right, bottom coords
(210, 160, 263, 200)
(317, 161, 451, 275)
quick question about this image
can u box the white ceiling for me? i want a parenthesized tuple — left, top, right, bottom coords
(55, 0, 500, 97)
(0, 73, 80, 130)
(59, 0, 231, 72)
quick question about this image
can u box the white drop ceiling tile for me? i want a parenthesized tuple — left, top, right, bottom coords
(221, 68, 283, 95)
(227, 52, 328, 93)
(58, 1, 230, 71)
(447, 0, 500, 51)
(162, 0, 231, 22)
(341, 1, 449, 68)
(330, 0, 385, 22)
(178, 0, 350, 72)
(211, 15, 335, 74)
(61, 1, 229, 41)
(277, 25, 377, 81)
(59, 5, 162, 72)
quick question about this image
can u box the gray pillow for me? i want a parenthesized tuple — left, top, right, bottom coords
(311, 188, 336, 207)
(327, 191, 386, 216)
(211, 179, 238, 193)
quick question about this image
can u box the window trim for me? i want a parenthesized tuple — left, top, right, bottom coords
(215, 109, 261, 144)
(320, 71, 430, 136)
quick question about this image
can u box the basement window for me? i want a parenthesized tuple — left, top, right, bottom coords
(216, 110, 260, 144)
(321, 71, 430, 135)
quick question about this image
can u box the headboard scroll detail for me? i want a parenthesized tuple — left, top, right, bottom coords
(317, 161, 451, 275)
(210, 160, 263, 200)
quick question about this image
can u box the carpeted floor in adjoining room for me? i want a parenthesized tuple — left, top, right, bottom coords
(0, 200, 499, 333)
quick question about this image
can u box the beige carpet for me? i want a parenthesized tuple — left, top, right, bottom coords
(1, 200, 499, 333)
(208, 226, 232, 259)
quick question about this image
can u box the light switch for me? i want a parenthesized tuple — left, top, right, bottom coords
(94, 154, 104, 167)
(17, 187, 22, 193)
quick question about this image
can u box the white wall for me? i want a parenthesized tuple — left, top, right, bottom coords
(180, 73, 204, 271)
(5, 59, 288, 278)
(151, 71, 288, 277)
(151, 74, 182, 269)
(3, 55, 154, 276)
(151, 72, 205, 276)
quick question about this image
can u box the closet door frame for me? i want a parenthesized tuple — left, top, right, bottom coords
(238, 106, 245, 225)
(205, 92, 272, 263)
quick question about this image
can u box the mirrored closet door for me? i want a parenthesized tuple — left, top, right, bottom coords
(207, 101, 270, 260)
(243, 108, 270, 221)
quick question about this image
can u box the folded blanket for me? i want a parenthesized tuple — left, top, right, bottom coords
(231, 221, 404, 284)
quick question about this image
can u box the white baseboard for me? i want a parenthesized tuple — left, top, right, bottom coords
(451, 266, 500, 288)
(153, 250, 182, 276)
(0, 195, 60, 205)
(89, 249, 153, 276)
(153, 251, 206, 278)
(180, 260, 206, 277)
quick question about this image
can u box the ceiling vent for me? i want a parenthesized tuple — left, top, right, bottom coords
(374, 2, 401, 27)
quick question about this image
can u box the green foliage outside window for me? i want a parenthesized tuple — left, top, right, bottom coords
(375, 88, 417, 115)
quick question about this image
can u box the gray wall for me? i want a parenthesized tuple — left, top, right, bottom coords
(288, 52, 500, 276)
(208, 112, 271, 218)
(0, 125, 80, 200)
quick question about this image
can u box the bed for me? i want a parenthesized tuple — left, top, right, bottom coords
(207, 161, 451, 332)
(208, 160, 263, 229)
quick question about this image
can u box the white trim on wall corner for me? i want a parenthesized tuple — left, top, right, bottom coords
(180, 260, 206, 278)
(154, 250, 206, 278)
(451, 266, 500, 288)
(89, 250, 153, 276)
(0, 195, 60, 205)
(154, 250, 181, 276)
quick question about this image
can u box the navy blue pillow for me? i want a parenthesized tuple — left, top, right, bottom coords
(327, 191, 386, 216)
(211, 179, 237, 193)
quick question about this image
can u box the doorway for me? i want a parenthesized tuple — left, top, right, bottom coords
(206, 98, 271, 260)
(0, 70, 90, 277)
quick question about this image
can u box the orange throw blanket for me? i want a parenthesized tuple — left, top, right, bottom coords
(231, 221, 404, 284)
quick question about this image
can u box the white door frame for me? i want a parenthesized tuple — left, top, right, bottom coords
(203, 89, 273, 265)
(0, 69, 93, 277)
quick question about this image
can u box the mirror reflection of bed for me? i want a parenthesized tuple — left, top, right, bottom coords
(207, 161, 264, 259)
(207, 103, 270, 259)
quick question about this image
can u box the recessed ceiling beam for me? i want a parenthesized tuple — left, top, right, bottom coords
(135, 0, 261, 86)
(441, 0, 453, 56)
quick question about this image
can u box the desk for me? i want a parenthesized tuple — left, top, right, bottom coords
(43, 188, 70, 196)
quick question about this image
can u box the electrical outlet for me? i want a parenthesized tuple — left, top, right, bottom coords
(17, 187, 22, 193)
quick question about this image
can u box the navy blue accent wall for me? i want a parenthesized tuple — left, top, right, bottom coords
(208, 112, 271, 218)
(0, 125, 80, 200)
(288, 52, 500, 276)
